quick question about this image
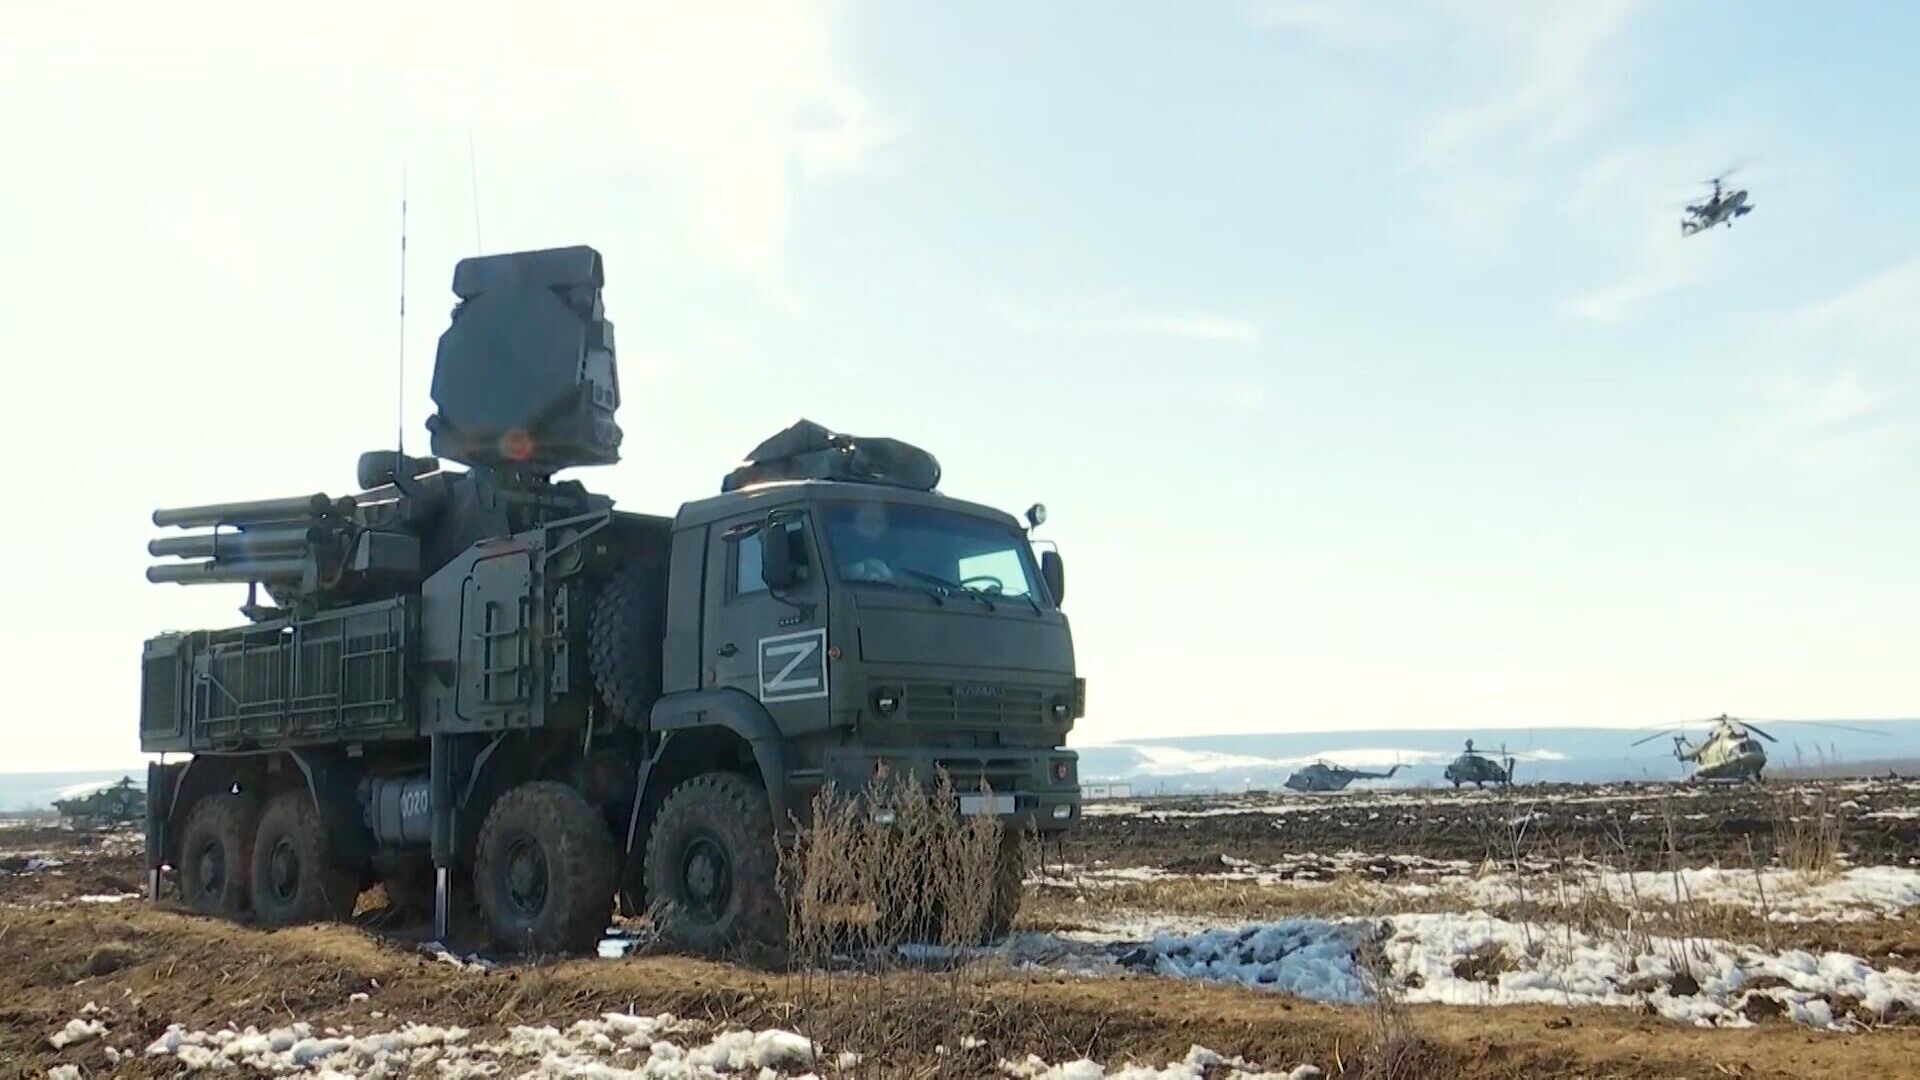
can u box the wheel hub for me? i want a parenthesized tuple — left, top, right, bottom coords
(681, 836, 732, 921)
(267, 837, 301, 902)
(504, 837, 549, 917)
(196, 841, 224, 897)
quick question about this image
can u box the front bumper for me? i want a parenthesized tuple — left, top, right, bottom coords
(790, 745, 1082, 833)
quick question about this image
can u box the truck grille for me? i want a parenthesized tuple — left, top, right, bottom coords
(901, 682, 1047, 726)
(932, 755, 1032, 795)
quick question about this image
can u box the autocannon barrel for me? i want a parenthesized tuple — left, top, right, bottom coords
(145, 557, 308, 585)
(146, 525, 323, 560)
(152, 493, 338, 529)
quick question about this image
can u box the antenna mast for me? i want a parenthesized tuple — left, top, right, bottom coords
(397, 167, 409, 456)
(468, 132, 484, 254)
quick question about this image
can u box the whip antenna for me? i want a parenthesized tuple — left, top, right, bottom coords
(397, 166, 409, 457)
(468, 131, 484, 254)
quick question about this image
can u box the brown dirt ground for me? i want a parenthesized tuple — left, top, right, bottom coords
(6, 901, 1920, 1080)
(1058, 780, 1920, 872)
(6, 783, 1920, 1078)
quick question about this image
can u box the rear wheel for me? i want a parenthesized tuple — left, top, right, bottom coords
(177, 794, 257, 916)
(474, 782, 616, 954)
(250, 790, 361, 925)
(645, 773, 784, 953)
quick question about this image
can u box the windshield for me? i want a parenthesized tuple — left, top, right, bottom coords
(819, 502, 1041, 601)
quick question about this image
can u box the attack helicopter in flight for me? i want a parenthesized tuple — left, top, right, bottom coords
(1681, 171, 1755, 236)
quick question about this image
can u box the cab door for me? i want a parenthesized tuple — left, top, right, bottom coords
(704, 510, 832, 734)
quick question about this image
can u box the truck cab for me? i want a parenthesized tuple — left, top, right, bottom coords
(667, 481, 1082, 832)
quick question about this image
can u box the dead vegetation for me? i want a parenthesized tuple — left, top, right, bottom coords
(775, 772, 1033, 1075)
(1772, 785, 1844, 875)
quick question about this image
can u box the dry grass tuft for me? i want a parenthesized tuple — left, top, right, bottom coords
(777, 771, 1038, 1075)
(1773, 787, 1843, 876)
(1352, 928, 1425, 1080)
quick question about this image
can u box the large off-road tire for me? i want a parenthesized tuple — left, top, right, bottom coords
(645, 772, 784, 954)
(474, 782, 617, 954)
(589, 558, 668, 725)
(177, 794, 258, 917)
(249, 790, 361, 926)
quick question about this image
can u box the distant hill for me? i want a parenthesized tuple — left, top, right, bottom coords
(1071, 720, 1920, 792)
(0, 770, 146, 813)
(3, 721, 1916, 806)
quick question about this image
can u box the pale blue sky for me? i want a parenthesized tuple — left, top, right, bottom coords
(1, 2, 1913, 769)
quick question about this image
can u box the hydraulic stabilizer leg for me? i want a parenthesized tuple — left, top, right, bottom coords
(430, 735, 454, 942)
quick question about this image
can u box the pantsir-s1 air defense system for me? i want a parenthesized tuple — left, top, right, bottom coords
(140, 246, 1083, 953)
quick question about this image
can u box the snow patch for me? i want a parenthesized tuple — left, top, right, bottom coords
(1119, 914, 1920, 1030)
(1000, 1043, 1321, 1079)
(421, 940, 496, 972)
(48, 1017, 106, 1048)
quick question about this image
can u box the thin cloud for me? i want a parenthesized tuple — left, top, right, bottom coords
(998, 303, 1260, 345)
(1565, 259, 1697, 323)
(1238, 0, 1409, 48)
(1752, 369, 1906, 476)
(1794, 257, 1920, 344)
(1422, 0, 1644, 156)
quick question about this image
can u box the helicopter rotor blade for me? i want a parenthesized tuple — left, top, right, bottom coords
(1631, 729, 1682, 747)
(1705, 158, 1755, 184)
(1766, 719, 1895, 738)
(1740, 721, 1779, 744)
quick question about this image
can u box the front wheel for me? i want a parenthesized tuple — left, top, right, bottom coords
(177, 794, 258, 916)
(250, 790, 360, 926)
(474, 782, 617, 954)
(645, 772, 784, 954)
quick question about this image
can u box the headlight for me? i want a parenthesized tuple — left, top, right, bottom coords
(1051, 804, 1072, 820)
(873, 687, 901, 716)
(1050, 698, 1070, 720)
(1051, 759, 1071, 782)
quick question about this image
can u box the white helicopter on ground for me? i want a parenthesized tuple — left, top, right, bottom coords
(1635, 715, 1773, 782)
(1632, 715, 1889, 783)
(1681, 171, 1754, 236)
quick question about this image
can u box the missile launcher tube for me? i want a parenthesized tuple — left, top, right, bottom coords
(145, 557, 309, 585)
(152, 493, 344, 529)
(146, 525, 323, 560)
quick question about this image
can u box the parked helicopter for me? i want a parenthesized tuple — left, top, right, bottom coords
(1634, 715, 1772, 782)
(1444, 740, 1514, 789)
(51, 776, 143, 829)
(1284, 762, 1404, 793)
(1632, 714, 1891, 783)
(1681, 173, 1754, 236)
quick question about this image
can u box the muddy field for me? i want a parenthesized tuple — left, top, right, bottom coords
(5, 778, 1919, 1078)
(1059, 778, 1920, 871)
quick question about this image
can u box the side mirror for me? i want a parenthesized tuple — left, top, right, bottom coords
(1040, 550, 1065, 606)
(1025, 503, 1048, 530)
(760, 516, 798, 590)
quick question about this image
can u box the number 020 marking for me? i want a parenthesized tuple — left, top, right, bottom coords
(758, 628, 829, 702)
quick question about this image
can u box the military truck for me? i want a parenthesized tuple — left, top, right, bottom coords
(140, 245, 1082, 954)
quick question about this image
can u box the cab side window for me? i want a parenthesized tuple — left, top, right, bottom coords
(733, 520, 810, 597)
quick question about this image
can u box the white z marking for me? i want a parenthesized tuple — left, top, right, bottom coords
(758, 628, 829, 702)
